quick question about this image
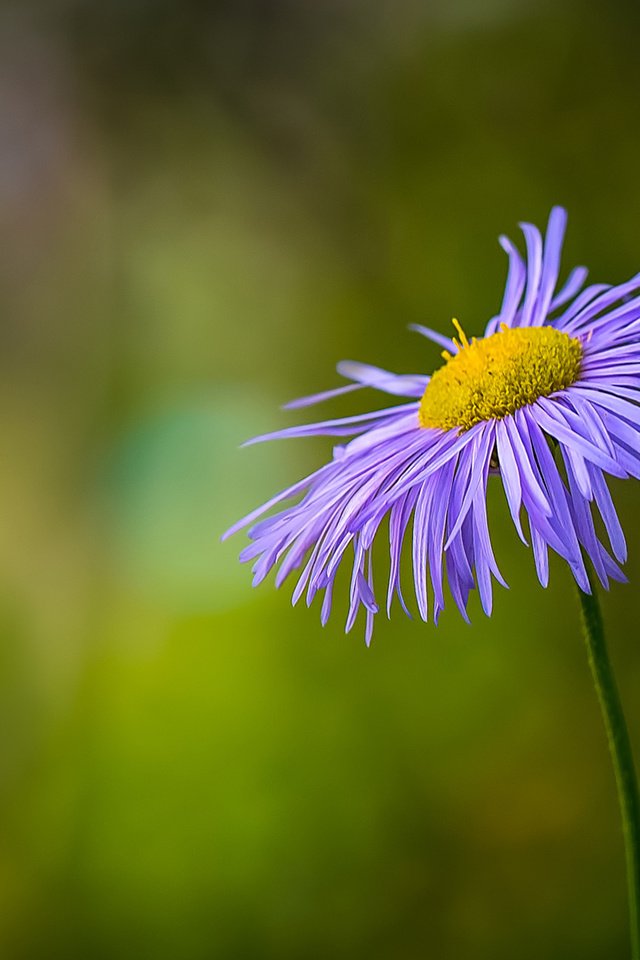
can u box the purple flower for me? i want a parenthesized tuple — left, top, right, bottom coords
(223, 208, 640, 643)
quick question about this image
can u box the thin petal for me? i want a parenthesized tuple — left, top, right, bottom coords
(444, 423, 496, 548)
(283, 383, 363, 410)
(492, 234, 526, 330)
(517, 222, 543, 327)
(549, 265, 588, 312)
(244, 402, 419, 446)
(336, 361, 429, 398)
(409, 324, 457, 352)
(530, 206, 567, 326)
(496, 419, 527, 544)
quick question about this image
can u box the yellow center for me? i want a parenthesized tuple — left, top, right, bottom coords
(419, 321, 583, 432)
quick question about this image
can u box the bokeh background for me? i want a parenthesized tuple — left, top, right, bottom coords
(2, 1, 640, 957)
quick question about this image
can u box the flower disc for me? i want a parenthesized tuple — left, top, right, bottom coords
(419, 325, 583, 431)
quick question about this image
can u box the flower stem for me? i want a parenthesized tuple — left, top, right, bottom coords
(577, 582, 640, 959)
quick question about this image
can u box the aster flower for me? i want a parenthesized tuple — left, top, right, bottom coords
(223, 207, 640, 644)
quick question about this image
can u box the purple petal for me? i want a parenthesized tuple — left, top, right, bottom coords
(529, 206, 567, 326)
(409, 324, 457, 352)
(549, 265, 588, 311)
(517, 222, 543, 327)
(336, 360, 429, 398)
(493, 234, 527, 330)
(445, 423, 495, 548)
(496, 419, 527, 544)
(283, 382, 363, 410)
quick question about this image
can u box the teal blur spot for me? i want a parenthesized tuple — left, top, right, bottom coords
(103, 386, 306, 614)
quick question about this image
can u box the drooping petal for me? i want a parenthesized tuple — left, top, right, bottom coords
(495, 419, 527, 544)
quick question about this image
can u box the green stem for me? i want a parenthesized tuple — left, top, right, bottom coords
(578, 582, 640, 959)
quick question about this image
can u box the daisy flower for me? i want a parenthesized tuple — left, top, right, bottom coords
(223, 207, 640, 643)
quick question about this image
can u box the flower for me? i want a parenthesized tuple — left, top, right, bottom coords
(223, 208, 640, 643)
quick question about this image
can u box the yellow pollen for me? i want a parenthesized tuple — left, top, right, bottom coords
(419, 321, 583, 432)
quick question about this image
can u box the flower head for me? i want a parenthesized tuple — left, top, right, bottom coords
(223, 208, 640, 642)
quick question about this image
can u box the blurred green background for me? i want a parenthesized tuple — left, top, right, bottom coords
(2, 1, 640, 957)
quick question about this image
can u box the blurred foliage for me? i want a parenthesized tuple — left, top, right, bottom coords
(1, 0, 640, 957)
